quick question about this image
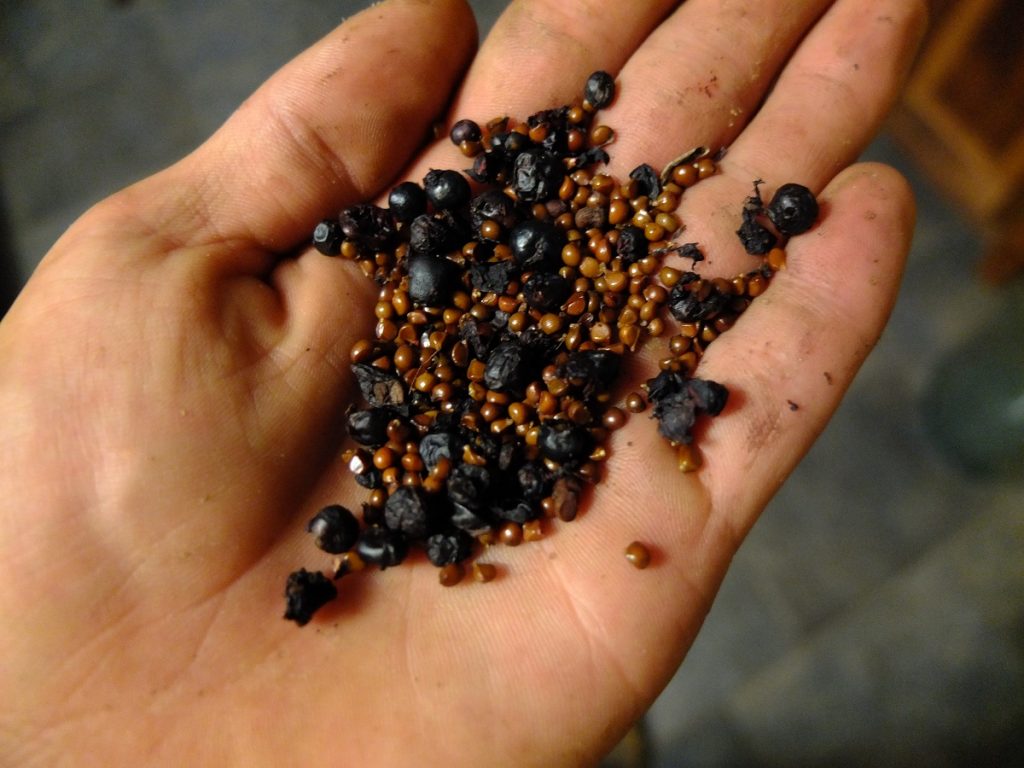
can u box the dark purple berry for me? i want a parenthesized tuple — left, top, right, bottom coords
(283, 569, 337, 626)
(407, 252, 458, 306)
(312, 219, 343, 255)
(388, 181, 428, 223)
(584, 70, 616, 109)
(449, 118, 482, 145)
(423, 169, 471, 211)
(767, 183, 819, 236)
(307, 504, 360, 554)
(508, 219, 564, 271)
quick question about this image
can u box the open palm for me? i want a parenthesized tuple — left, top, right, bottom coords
(0, 0, 924, 765)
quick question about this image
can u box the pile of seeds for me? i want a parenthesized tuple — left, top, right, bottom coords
(284, 72, 819, 626)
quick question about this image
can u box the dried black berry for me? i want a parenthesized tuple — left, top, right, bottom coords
(466, 151, 502, 184)
(538, 421, 594, 464)
(522, 273, 572, 311)
(667, 282, 729, 323)
(736, 181, 777, 255)
(469, 189, 519, 232)
(449, 118, 482, 145)
(388, 181, 428, 223)
(352, 363, 406, 408)
(312, 219, 343, 255)
(508, 219, 564, 271)
(346, 408, 390, 446)
(447, 463, 492, 511)
(384, 486, 432, 539)
(629, 163, 661, 198)
(284, 569, 337, 626)
(484, 340, 533, 393)
(767, 183, 819, 236)
(450, 501, 494, 535)
(646, 369, 687, 403)
(687, 378, 729, 416)
(679, 242, 704, 264)
(423, 169, 471, 211)
(469, 260, 519, 293)
(408, 213, 461, 256)
(307, 504, 360, 554)
(614, 225, 647, 265)
(356, 525, 408, 569)
(512, 148, 564, 203)
(584, 70, 616, 109)
(517, 461, 552, 502)
(491, 131, 532, 157)
(561, 349, 621, 390)
(736, 215, 777, 255)
(419, 431, 459, 471)
(425, 530, 474, 566)
(652, 390, 698, 444)
(338, 203, 395, 250)
(407, 252, 458, 306)
(354, 467, 382, 489)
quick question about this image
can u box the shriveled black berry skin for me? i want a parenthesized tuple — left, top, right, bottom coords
(307, 504, 360, 554)
(338, 203, 395, 250)
(450, 501, 494, 535)
(629, 163, 661, 198)
(512, 148, 564, 202)
(425, 530, 474, 566)
(356, 525, 408, 569)
(687, 378, 729, 416)
(449, 118, 482, 145)
(469, 189, 518, 231)
(667, 282, 729, 323)
(508, 219, 564, 271)
(388, 181, 428, 223)
(424, 169, 471, 211)
(408, 212, 463, 256)
(484, 340, 533, 393)
(384, 486, 432, 539)
(584, 70, 616, 109)
(736, 215, 777, 255)
(767, 183, 819, 235)
(284, 569, 337, 626)
(447, 463, 492, 511)
(470, 260, 518, 293)
(614, 225, 647, 265)
(538, 421, 594, 463)
(346, 408, 390, 446)
(312, 219, 343, 255)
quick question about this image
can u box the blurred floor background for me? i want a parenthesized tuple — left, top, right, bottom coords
(2, 2, 1021, 766)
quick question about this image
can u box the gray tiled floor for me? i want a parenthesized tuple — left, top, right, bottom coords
(3, 2, 1022, 766)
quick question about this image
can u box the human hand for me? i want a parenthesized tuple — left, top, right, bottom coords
(0, 0, 924, 765)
